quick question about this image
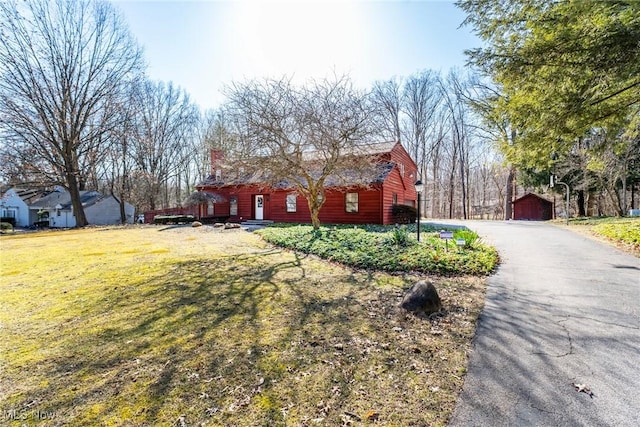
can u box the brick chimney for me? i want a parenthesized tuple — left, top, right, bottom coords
(211, 149, 224, 181)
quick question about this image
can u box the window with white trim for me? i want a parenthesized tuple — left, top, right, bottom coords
(345, 192, 358, 213)
(286, 194, 297, 212)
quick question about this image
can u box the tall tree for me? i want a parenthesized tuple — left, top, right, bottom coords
(0, 0, 143, 226)
(371, 78, 403, 143)
(402, 70, 441, 182)
(457, 0, 640, 164)
(129, 80, 199, 211)
(225, 76, 378, 229)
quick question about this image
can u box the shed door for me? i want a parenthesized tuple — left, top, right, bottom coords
(255, 195, 264, 220)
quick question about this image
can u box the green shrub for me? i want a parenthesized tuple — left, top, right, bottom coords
(391, 204, 417, 224)
(454, 229, 479, 247)
(1, 222, 14, 233)
(387, 225, 413, 247)
(1, 217, 16, 227)
(593, 220, 640, 247)
(257, 224, 498, 276)
(152, 215, 195, 225)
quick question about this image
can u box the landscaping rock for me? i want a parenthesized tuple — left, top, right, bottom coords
(224, 222, 241, 229)
(192, 221, 203, 227)
(213, 223, 225, 228)
(400, 280, 442, 315)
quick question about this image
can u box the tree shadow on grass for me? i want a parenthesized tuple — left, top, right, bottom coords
(4, 247, 479, 426)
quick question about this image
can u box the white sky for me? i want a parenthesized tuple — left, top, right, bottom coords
(114, 0, 480, 110)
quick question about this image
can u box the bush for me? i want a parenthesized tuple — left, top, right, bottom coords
(391, 204, 417, 224)
(1, 222, 14, 233)
(593, 220, 640, 247)
(453, 229, 479, 247)
(1, 217, 16, 226)
(257, 224, 498, 276)
(387, 225, 413, 247)
(153, 215, 195, 225)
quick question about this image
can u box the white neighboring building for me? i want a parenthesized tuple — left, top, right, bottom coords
(0, 188, 47, 226)
(1, 187, 135, 227)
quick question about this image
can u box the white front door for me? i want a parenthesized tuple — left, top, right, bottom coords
(255, 195, 264, 220)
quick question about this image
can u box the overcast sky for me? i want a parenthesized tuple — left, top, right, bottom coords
(113, 0, 480, 110)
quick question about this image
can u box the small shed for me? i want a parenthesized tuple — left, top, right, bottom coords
(513, 193, 553, 221)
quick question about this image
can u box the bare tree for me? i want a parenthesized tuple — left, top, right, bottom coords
(129, 79, 199, 211)
(100, 85, 140, 223)
(402, 71, 441, 183)
(0, 0, 143, 226)
(196, 108, 242, 178)
(225, 76, 378, 229)
(371, 78, 403, 143)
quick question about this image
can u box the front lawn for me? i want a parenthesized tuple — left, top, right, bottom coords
(257, 224, 499, 275)
(0, 226, 486, 426)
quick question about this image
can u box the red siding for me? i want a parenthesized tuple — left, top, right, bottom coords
(195, 142, 420, 225)
(198, 186, 385, 224)
(513, 193, 553, 220)
(380, 143, 419, 224)
(381, 167, 418, 224)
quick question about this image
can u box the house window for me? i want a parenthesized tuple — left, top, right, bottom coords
(207, 201, 214, 216)
(399, 163, 405, 177)
(345, 192, 358, 213)
(230, 196, 238, 216)
(392, 193, 398, 205)
(286, 194, 297, 213)
(215, 169, 222, 181)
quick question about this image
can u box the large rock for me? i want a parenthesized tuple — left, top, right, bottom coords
(400, 280, 442, 315)
(192, 221, 203, 227)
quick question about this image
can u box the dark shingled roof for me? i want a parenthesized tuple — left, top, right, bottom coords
(199, 161, 395, 189)
(199, 141, 399, 189)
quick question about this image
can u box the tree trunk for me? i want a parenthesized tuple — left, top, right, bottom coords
(504, 166, 515, 220)
(577, 190, 586, 217)
(586, 190, 597, 216)
(67, 172, 88, 227)
(459, 148, 467, 220)
(307, 196, 322, 230)
(621, 175, 627, 214)
(448, 171, 456, 219)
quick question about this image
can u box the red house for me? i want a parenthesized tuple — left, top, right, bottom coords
(195, 141, 419, 225)
(513, 193, 553, 221)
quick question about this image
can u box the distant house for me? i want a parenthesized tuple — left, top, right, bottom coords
(1, 187, 135, 227)
(0, 188, 48, 226)
(513, 193, 553, 221)
(195, 141, 420, 225)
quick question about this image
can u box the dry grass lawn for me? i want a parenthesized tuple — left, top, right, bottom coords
(0, 225, 485, 426)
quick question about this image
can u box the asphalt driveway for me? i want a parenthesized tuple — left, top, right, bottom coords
(444, 221, 640, 426)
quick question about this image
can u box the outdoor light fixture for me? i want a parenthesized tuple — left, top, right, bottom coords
(415, 180, 424, 241)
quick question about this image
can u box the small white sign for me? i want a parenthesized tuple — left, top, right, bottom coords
(439, 230, 454, 239)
